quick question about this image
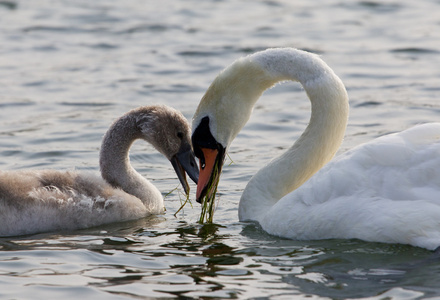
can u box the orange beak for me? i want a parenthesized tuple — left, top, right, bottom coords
(196, 148, 219, 202)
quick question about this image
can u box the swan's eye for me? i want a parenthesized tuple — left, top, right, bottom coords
(177, 132, 184, 139)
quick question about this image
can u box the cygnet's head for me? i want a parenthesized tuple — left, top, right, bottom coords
(134, 105, 199, 192)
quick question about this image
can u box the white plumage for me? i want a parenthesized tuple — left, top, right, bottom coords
(192, 48, 440, 250)
(260, 123, 440, 250)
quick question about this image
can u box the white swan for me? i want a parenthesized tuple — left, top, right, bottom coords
(191, 48, 440, 250)
(0, 105, 199, 236)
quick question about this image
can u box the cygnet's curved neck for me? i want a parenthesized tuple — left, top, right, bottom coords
(200, 48, 349, 222)
(99, 113, 162, 205)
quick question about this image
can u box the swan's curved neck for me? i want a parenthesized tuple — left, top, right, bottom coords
(240, 49, 349, 221)
(99, 114, 161, 204)
(195, 49, 349, 222)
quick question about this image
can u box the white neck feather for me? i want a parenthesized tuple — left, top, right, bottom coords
(195, 48, 349, 222)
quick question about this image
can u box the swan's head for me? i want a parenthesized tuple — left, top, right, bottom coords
(191, 54, 275, 203)
(192, 115, 226, 203)
(135, 105, 199, 194)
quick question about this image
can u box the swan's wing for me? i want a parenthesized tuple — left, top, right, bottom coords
(0, 170, 147, 236)
(291, 123, 440, 206)
(260, 123, 440, 249)
(0, 170, 109, 206)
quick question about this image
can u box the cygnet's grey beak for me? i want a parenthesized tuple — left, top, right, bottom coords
(170, 144, 199, 195)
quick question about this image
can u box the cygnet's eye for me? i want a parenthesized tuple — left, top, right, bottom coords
(177, 132, 184, 139)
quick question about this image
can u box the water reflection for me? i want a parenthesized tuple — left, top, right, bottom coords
(1, 213, 440, 298)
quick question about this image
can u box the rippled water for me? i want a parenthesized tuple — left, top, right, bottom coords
(1, 0, 440, 299)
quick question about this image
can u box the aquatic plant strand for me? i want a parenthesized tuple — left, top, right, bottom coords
(174, 189, 193, 217)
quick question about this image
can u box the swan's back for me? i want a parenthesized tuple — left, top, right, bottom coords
(299, 123, 440, 204)
(260, 123, 440, 250)
(0, 170, 148, 236)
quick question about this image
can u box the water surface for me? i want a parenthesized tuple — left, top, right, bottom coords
(1, 0, 440, 299)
